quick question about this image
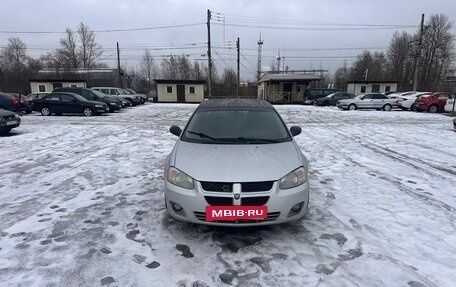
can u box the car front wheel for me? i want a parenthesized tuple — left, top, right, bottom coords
(348, 104, 357, 110)
(428, 105, 438, 113)
(41, 107, 51, 116)
(83, 107, 94, 117)
(383, 104, 392, 111)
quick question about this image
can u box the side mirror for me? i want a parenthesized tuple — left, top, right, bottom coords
(290, 126, 301, 137)
(170, 125, 182, 137)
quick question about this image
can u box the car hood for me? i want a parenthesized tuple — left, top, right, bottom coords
(85, 100, 106, 106)
(172, 141, 305, 182)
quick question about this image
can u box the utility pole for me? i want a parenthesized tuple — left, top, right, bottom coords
(277, 50, 281, 74)
(413, 13, 425, 91)
(237, 37, 240, 98)
(117, 42, 122, 88)
(207, 9, 212, 99)
(257, 35, 263, 81)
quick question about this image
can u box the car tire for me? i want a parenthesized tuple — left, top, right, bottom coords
(83, 108, 94, 117)
(41, 107, 51, 116)
(428, 105, 438, 113)
(383, 104, 392, 111)
(348, 104, 357, 110)
(0, 128, 12, 135)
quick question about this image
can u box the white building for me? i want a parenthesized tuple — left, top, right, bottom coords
(347, 81, 398, 95)
(29, 79, 87, 93)
(154, 79, 206, 103)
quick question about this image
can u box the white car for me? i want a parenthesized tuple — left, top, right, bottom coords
(387, 91, 416, 100)
(444, 98, 456, 113)
(164, 99, 309, 226)
(398, 92, 431, 111)
(337, 93, 400, 111)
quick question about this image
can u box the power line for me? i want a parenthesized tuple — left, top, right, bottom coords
(0, 22, 205, 34)
(213, 22, 417, 31)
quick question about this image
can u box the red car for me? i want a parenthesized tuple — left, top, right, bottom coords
(412, 92, 454, 113)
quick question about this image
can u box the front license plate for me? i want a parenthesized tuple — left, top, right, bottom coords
(6, 121, 17, 126)
(206, 206, 267, 221)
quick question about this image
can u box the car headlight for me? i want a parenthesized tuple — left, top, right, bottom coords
(95, 104, 103, 108)
(109, 103, 116, 105)
(279, 167, 308, 189)
(167, 167, 194, 189)
(15, 114, 20, 118)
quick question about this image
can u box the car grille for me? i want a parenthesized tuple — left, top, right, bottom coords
(201, 182, 232, 192)
(204, 196, 233, 206)
(201, 181, 274, 193)
(193, 211, 280, 224)
(241, 196, 269, 206)
(204, 196, 269, 206)
(241, 181, 274, 192)
(3, 115, 15, 120)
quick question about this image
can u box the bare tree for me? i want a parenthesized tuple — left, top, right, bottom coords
(139, 50, 157, 81)
(77, 23, 103, 68)
(57, 28, 79, 68)
(419, 14, 454, 90)
(2, 38, 29, 92)
(176, 55, 193, 80)
(160, 55, 179, 79)
(387, 31, 415, 90)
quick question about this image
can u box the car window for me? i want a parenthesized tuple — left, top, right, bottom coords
(46, 94, 61, 101)
(437, 94, 450, 99)
(363, 95, 373, 99)
(61, 94, 74, 101)
(374, 94, 387, 99)
(110, 89, 119, 95)
(182, 109, 291, 144)
(81, 90, 96, 100)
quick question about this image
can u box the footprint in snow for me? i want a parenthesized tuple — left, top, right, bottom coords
(176, 244, 194, 258)
(100, 276, 116, 286)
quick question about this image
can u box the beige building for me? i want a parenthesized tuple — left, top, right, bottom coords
(29, 79, 87, 93)
(155, 79, 206, 103)
(258, 74, 321, 104)
(347, 81, 398, 95)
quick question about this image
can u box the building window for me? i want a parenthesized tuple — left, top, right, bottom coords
(385, 86, 391, 92)
(360, 86, 367, 93)
(166, 86, 173, 93)
(70, 84, 77, 88)
(38, 84, 46, 92)
(189, 86, 195, 94)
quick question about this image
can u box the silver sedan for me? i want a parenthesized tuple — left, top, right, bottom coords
(337, 93, 400, 111)
(164, 99, 310, 226)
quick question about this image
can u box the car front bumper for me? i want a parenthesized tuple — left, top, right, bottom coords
(164, 179, 309, 226)
(0, 117, 21, 130)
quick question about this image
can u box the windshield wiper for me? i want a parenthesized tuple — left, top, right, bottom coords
(231, 137, 280, 143)
(186, 131, 232, 142)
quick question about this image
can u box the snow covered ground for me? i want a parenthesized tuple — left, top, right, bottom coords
(0, 104, 455, 287)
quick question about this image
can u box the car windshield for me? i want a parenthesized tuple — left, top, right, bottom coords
(326, 93, 337, 98)
(72, 94, 88, 102)
(355, 95, 364, 99)
(182, 109, 291, 144)
(91, 90, 108, 98)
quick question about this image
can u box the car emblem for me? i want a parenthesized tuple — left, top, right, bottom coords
(234, 193, 240, 200)
(222, 185, 231, 192)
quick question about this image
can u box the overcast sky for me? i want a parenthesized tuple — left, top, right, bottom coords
(1, 0, 455, 80)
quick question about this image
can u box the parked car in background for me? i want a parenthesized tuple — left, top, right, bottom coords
(398, 92, 431, 111)
(9, 93, 34, 114)
(314, 92, 355, 106)
(91, 87, 140, 106)
(165, 99, 309, 226)
(0, 108, 21, 134)
(124, 88, 148, 103)
(54, 88, 121, 112)
(0, 92, 21, 112)
(444, 98, 455, 113)
(304, 88, 342, 105)
(33, 92, 109, 116)
(337, 93, 399, 111)
(387, 91, 416, 100)
(453, 118, 456, 131)
(413, 92, 454, 113)
(27, 92, 51, 100)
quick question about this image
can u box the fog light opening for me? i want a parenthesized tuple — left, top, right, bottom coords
(172, 202, 183, 212)
(291, 202, 303, 212)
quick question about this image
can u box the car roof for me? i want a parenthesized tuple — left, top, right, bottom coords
(197, 99, 274, 110)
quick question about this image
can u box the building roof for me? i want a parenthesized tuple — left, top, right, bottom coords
(154, 79, 206, 84)
(29, 79, 87, 83)
(198, 99, 273, 110)
(347, 80, 399, 84)
(38, 68, 117, 74)
(259, 74, 321, 83)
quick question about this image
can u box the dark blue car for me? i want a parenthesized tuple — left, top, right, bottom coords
(0, 92, 20, 112)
